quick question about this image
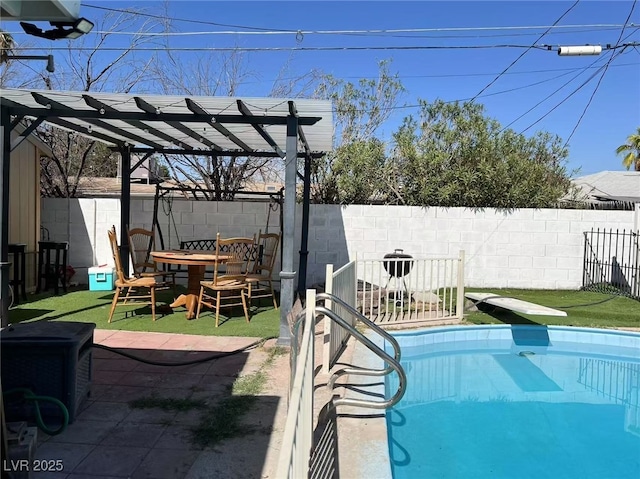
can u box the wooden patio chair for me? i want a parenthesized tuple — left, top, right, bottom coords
(245, 230, 281, 309)
(196, 233, 255, 327)
(127, 227, 176, 296)
(107, 226, 158, 322)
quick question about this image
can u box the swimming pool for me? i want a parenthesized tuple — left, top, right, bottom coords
(384, 325, 640, 479)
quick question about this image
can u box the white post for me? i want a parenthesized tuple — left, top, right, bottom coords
(323, 264, 334, 374)
(456, 250, 465, 320)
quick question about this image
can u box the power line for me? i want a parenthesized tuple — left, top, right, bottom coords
(561, 0, 637, 147)
(4, 43, 556, 53)
(250, 61, 639, 84)
(5, 25, 631, 38)
(501, 54, 609, 132)
(84, 3, 291, 32)
(469, 0, 581, 103)
(81, 5, 635, 35)
(517, 49, 627, 135)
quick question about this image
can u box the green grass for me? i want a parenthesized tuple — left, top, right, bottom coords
(191, 345, 286, 447)
(7, 286, 280, 338)
(129, 395, 208, 412)
(462, 288, 640, 328)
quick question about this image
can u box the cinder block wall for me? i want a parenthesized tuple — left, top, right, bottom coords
(41, 198, 281, 284)
(41, 198, 637, 290)
(302, 206, 635, 289)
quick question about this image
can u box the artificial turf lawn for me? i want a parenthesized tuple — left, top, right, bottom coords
(462, 288, 640, 328)
(7, 287, 639, 335)
(7, 286, 280, 338)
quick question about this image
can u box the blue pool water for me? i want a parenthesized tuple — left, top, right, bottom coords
(384, 326, 640, 479)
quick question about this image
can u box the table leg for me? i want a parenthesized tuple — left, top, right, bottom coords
(169, 264, 206, 320)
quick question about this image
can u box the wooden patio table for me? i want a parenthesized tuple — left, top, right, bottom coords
(150, 250, 231, 320)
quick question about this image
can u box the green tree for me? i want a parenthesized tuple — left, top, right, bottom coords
(615, 127, 640, 171)
(311, 60, 405, 203)
(392, 100, 572, 208)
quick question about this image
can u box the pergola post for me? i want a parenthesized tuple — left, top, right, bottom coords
(119, 146, 131, 276)
(278, 114, 299, 346)
(0, 107, 11, 326)
(297, 154, 312, 296)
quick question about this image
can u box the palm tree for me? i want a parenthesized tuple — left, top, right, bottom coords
(616, 127, 640, 171)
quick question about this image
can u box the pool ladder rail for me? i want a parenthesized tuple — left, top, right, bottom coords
(314, 292, 407, 410)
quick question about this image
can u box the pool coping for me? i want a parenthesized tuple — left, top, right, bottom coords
(337, 332, 392, 479)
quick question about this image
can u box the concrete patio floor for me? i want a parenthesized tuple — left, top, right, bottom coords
(30, 329, 290, 479)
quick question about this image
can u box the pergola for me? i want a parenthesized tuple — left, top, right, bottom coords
(0, 88, 334, 343)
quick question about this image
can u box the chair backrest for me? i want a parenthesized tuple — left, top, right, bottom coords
(108, 226, 127, 284)
(253, 230, 281, 276)
(213, 232, 256, 284)
(128, 228, 156, 274)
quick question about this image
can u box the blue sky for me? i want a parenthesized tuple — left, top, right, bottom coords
(3, 1, 639, 176)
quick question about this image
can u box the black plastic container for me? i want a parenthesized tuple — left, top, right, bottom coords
(1, 321, 95, 426)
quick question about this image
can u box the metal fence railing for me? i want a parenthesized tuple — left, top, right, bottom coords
(323, 262, 357, 373)
(356, 251, 465, 324)
(277, 289, 316, 479)
(582, 228, 640, 300)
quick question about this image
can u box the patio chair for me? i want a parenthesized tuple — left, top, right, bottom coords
(245, 230, 281, 309)
(127, 227, 176, 296)
(196, 233, 254, 327)
(107, 226, 158, 322)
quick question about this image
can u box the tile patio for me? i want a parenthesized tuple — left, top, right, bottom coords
(26, 329, 289, 479)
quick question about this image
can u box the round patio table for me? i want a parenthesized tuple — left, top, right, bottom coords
(151, 250, 231, 320)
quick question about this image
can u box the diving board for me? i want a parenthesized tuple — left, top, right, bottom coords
(465, 292, 567, 317)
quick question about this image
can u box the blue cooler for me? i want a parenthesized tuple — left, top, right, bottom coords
(88, 265, 115, 291)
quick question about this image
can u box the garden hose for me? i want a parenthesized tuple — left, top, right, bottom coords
(2, 388, 69, 436)
(92, 335, 278, 366)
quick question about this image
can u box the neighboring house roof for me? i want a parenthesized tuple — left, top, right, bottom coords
(566, 171, 640, 208)
(73, 177, 284, 199)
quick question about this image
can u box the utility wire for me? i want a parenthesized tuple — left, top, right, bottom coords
(238, 61, 640, 84)
(469, 0, 581, 103)
(8, 25, 628, 38)
(84, 3, 291, 32)
(4, 44, 556, 52)
(517, 48, 628, 134)
(500, 54, 609, 132)
(561, 0, 637, 147)
(82, 5, 634, 35)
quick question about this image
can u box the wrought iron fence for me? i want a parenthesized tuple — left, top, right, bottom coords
(582, 228, 640, 300)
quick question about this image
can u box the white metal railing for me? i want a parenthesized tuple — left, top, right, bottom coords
(323, 261, 357, 373)
(278, 288, 408, 478)
(315, 292, 406, 409)
(277, 289, 316, 479)
(357, 251, 465, 322)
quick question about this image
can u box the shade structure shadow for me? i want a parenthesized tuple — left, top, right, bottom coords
(3, 330, 281, 479)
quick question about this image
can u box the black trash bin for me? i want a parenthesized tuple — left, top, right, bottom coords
(1, 321, 95, 426)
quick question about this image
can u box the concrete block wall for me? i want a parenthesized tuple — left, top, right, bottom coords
(41, 198, 280, 284)
(42, 198, 637, 291)
(302, 205, 636, 290)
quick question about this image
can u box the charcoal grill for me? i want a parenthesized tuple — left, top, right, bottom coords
(383, 249, 414, 304)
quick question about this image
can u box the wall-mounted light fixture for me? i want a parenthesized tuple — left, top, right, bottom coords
(20, 17, 94, 40)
